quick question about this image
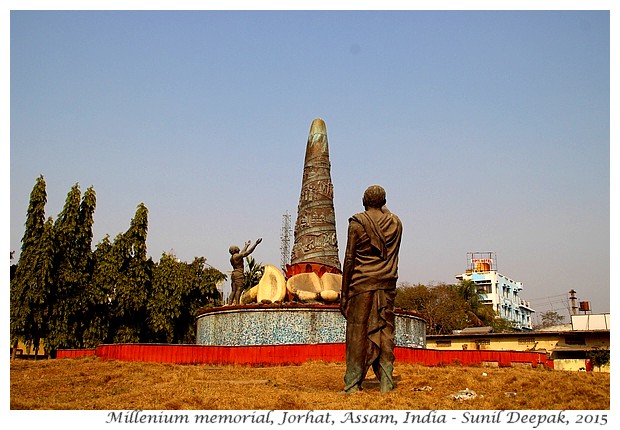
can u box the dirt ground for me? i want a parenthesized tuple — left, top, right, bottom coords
(10, 357, 610, 411)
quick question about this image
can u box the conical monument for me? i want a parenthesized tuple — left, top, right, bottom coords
(287, 118, 341, 278)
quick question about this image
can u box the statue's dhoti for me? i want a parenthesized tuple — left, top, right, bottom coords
(229, 269, 244, 305)
(343, 288, 396, 393)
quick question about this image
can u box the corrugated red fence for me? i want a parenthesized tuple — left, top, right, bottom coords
(56, 344, 551, 368)
(395, 347, 551, 368)
(93, 343, 345, 365)
(55, 348, 96, 359)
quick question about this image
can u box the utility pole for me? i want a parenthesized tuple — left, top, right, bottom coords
(569, 289, 578, 316)
(280, 211, 292, 272)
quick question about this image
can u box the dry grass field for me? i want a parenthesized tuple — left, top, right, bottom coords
(10, 356, 609, 410)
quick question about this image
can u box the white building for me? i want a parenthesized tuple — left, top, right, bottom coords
(455, 252, 535, 331)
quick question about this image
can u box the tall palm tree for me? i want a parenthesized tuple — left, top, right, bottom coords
(456, 279, 485, 326)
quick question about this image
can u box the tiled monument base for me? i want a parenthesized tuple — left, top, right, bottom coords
(196, 304, 426, 348)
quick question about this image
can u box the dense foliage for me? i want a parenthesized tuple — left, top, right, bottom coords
(10, 176, 226, 357)
(587, 347, 610, 371)
(395, 281, 516, 335)
(242, 256, 264, 292)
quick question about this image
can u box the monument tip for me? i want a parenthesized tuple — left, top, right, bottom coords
(309, 118, 327, 135)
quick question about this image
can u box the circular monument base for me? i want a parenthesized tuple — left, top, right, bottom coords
(196, 303, 426, 348)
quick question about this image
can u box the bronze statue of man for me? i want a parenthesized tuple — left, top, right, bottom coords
(228, 238, 262, 305)
(340, 185, 403, 393)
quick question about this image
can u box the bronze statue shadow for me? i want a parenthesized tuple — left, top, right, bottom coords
(361, 375, 402, 390)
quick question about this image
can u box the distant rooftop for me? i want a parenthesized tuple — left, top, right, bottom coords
(452, 326, 494, 335)
(571, 313, 609, 331)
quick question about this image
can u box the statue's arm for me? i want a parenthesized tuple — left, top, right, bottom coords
(241, 241, 250, 253)
(240, 238, 262, 257)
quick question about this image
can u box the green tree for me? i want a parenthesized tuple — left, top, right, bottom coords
(427, 283, 470, 334)
(455, 280, 516, 332)
(10, 176, 54, 359)
(394, 283, 428, 311)
(12, 179, 226, 351)
(148, 253, 225, 343)
(535, 311, 566, 329)
(485, 314, 516, 333)
(177, 256, 225, 342)
(108, 203, 152, 343)
(396, 283, 469, 335)
(587, 347, 610, 371)
(73, 186, 97, 344)
(46, 184, 85, 355)
(455, 279, 485, 326)
(148, 252, 189, 343)
(82, 235, 116, 347)
(10, 251, 17, 280)
(396, 281, 516, 335)
(456, 280, 481, 309)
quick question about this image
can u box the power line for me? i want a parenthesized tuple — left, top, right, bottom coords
(529, 293, 573, 326)
(528, 293, 568, 302)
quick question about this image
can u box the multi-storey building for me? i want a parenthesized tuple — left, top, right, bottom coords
(455, 252, 535, 331)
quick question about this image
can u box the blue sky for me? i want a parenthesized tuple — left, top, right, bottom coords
(7, 6, 613, 322)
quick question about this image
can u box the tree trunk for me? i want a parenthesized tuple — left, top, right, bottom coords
(11, 339, 18, 361)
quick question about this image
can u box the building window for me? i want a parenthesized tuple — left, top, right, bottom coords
(475, 339, 490, 345)
(564, 335, 586, 345)
(518, 338, 535, 345)
(435, 340, 452, 348)
(475, 280, 492, 294)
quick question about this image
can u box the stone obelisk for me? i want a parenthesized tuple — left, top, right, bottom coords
(287, 118, 341, 278)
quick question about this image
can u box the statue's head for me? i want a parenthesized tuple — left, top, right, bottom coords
(363, 185, 387, 209)
(229, 245, 240, 255)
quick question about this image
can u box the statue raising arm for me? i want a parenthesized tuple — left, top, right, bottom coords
(228, 238, 262, 305)
(240, 238, 262, 258)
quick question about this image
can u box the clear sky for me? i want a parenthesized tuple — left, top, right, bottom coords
(7, 4, 613, 323)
